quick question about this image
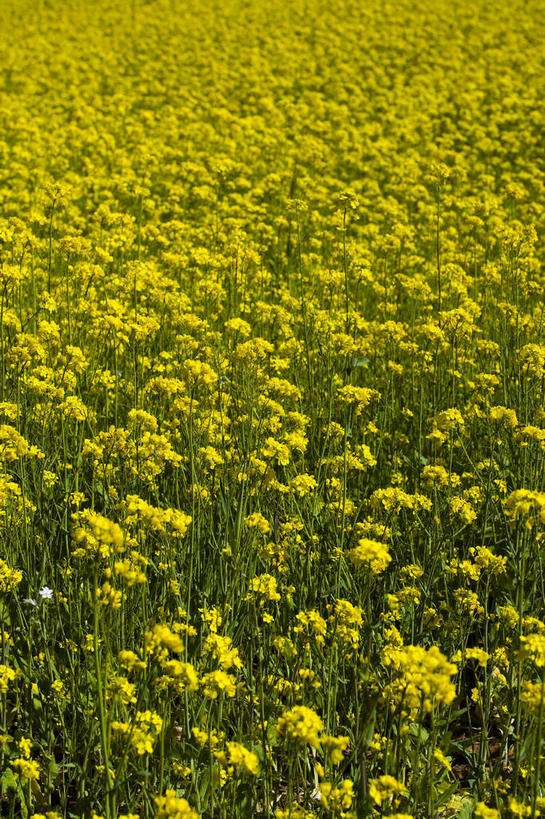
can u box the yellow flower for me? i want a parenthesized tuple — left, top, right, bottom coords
(12, 758, 40, 780)
(504, 489, 545, 525)
(382, 644, 457, 713)
(275, 807, 314, 819)
(471, 545, 507, 575)
(346, 538, 391, 574)
(155, 790, 199, 818)
(158, 660, 199, 692)
(215, 741, 259, 775)
(507, 797, 531, 817)
(145, 624, 185, 656)
(278, 705, 323, 747)
(261, 437, 290, 466)
(202, 633, 242, 670)
(118, 649, 147, 672)
(474, 806, 500, 819)
(0, 665, 19, 693)
(452, 647, 489, 668)
(433, 747, 452, 772)
(0, 558, 23, 593)
(18, 737, 32, 759)
(290, 473, 318, 496)
(96, 581, 124, 610)
(201, 670, 237, 699)
(247, 573, 281, 604)
(244, 512, 271, 534)
(520, 681, 545, 715)
(107, 675, 137, 704)
(517, 633, 545, 667)
(320, 778, 354, 811)
(321, 734, 349, 764)
(368, 774, 407, 804)
(489, 406, 518, 428)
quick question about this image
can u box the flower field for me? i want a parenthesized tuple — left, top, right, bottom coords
(1, 0, 545, 815)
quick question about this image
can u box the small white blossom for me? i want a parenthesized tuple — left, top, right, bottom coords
(39, 586, 54, 600)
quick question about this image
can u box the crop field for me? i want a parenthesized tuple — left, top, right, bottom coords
(1, 0, 545, 816)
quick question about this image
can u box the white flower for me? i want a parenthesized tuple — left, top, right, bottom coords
(23, 598, 37, 606)
(39, 586, 54, 600)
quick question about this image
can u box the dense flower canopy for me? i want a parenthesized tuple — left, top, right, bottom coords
(1, 0, 545, 816)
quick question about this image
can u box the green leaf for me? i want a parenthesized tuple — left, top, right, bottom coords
(409, 722, 429, 744)
(0, 767, 17, 791)
(362, 710, 377, 749)
(457, 800, 474, 819)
